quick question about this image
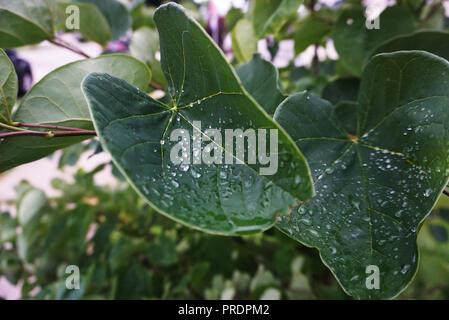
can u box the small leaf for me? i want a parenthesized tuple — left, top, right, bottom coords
(232, 19, 257, 64)
(0, 212, 17, 243)
(250, 0, 303, 37)
(18, 188, 46, 227)
(275, 51, 449, 299)
(56, 2, 111, 46)
(83, 3, 314, 235)
(0, 0, 55, 48)
(74, 0, 131, 40)
(0, 54, 151, 173)
(131, 2, 156, 30)
(236, 53, 285, 115)
(226, 7, 244, 32)
(130, 27, 167, 87)
(294, 13, 332, 54)
(332, 6, 415, 77)
(0, 49, 17, 124)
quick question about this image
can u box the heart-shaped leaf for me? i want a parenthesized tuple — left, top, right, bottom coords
(236, 53, 285, 115)
(372, 30, 449, 62)
(0, 49, 17, 124)
(0, 54, 151, 173)
(275, 51, 449, 299)
(0, 0, 55, 48)
(83, 3, 314, 235)
(332, 6, 415, 77)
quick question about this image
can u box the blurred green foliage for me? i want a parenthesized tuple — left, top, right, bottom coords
(1, 142, 448, 299)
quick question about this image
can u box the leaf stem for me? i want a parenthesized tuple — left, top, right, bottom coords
(49, 38, 91, 59)
(148, 82, 164, 91)
(16, 122, 88, 132)
(0, 130, 96, 139)
(0, 122, 27, 132)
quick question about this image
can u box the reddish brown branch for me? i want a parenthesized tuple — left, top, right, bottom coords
(148, 82, 164, 91)
(0, 130, 96, 139)
(16, 122, 87, 132)
(49, 38, 91, 59)
(443, 190, 449, 197)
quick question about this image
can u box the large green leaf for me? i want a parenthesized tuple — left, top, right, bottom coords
(0, 54, 151, 173)
(236, 53, 285, 115)
(332, 6, 415, 77)
(372, 31, 449, 62)
(0, 49, 17, 124)
(83, 3, 314, 235)
(0, 0, 55, 48)
(275, 51, 449, 299)
(75, 0, 131, 40)
(250, 0, 303, 37)
(55, 2, 111, 46)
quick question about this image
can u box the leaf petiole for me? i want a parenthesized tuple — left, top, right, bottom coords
(0, 130, 96, 139)
(0, 122, 27, 132)
(48, 38, 91, 59)
(15, 122, 89, 132)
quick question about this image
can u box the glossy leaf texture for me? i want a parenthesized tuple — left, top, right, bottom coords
(0, 49, 17, 124)
(0, 54, 151, 173)
(332, 6, 415, 77)
(55, 2, 111, 46)
(0, 0, 55, 48)
(236, 53, 285, 115)
(372, 31, 449, 62)
(250, 0, 303, 37)
(275, 51, 449, 299)
(83, 3, 314, 235)
(74, 0, 131, 41)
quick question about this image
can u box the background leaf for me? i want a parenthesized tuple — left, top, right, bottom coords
(332, 6, 415, 77)
(372, 31, 449, 62)
(74, 0, 131, 40)
(236, 53, 285, 115)
(0, 0, 55, 48)
(0, 54, 151, 173)
(55, 2, 111, 46)
(250, 0, 303, 38)
(129, 27, 167, 87)
(0, 49, 17, 124)
(294, 11, 333, 54)
(232, 19, 257, 64)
